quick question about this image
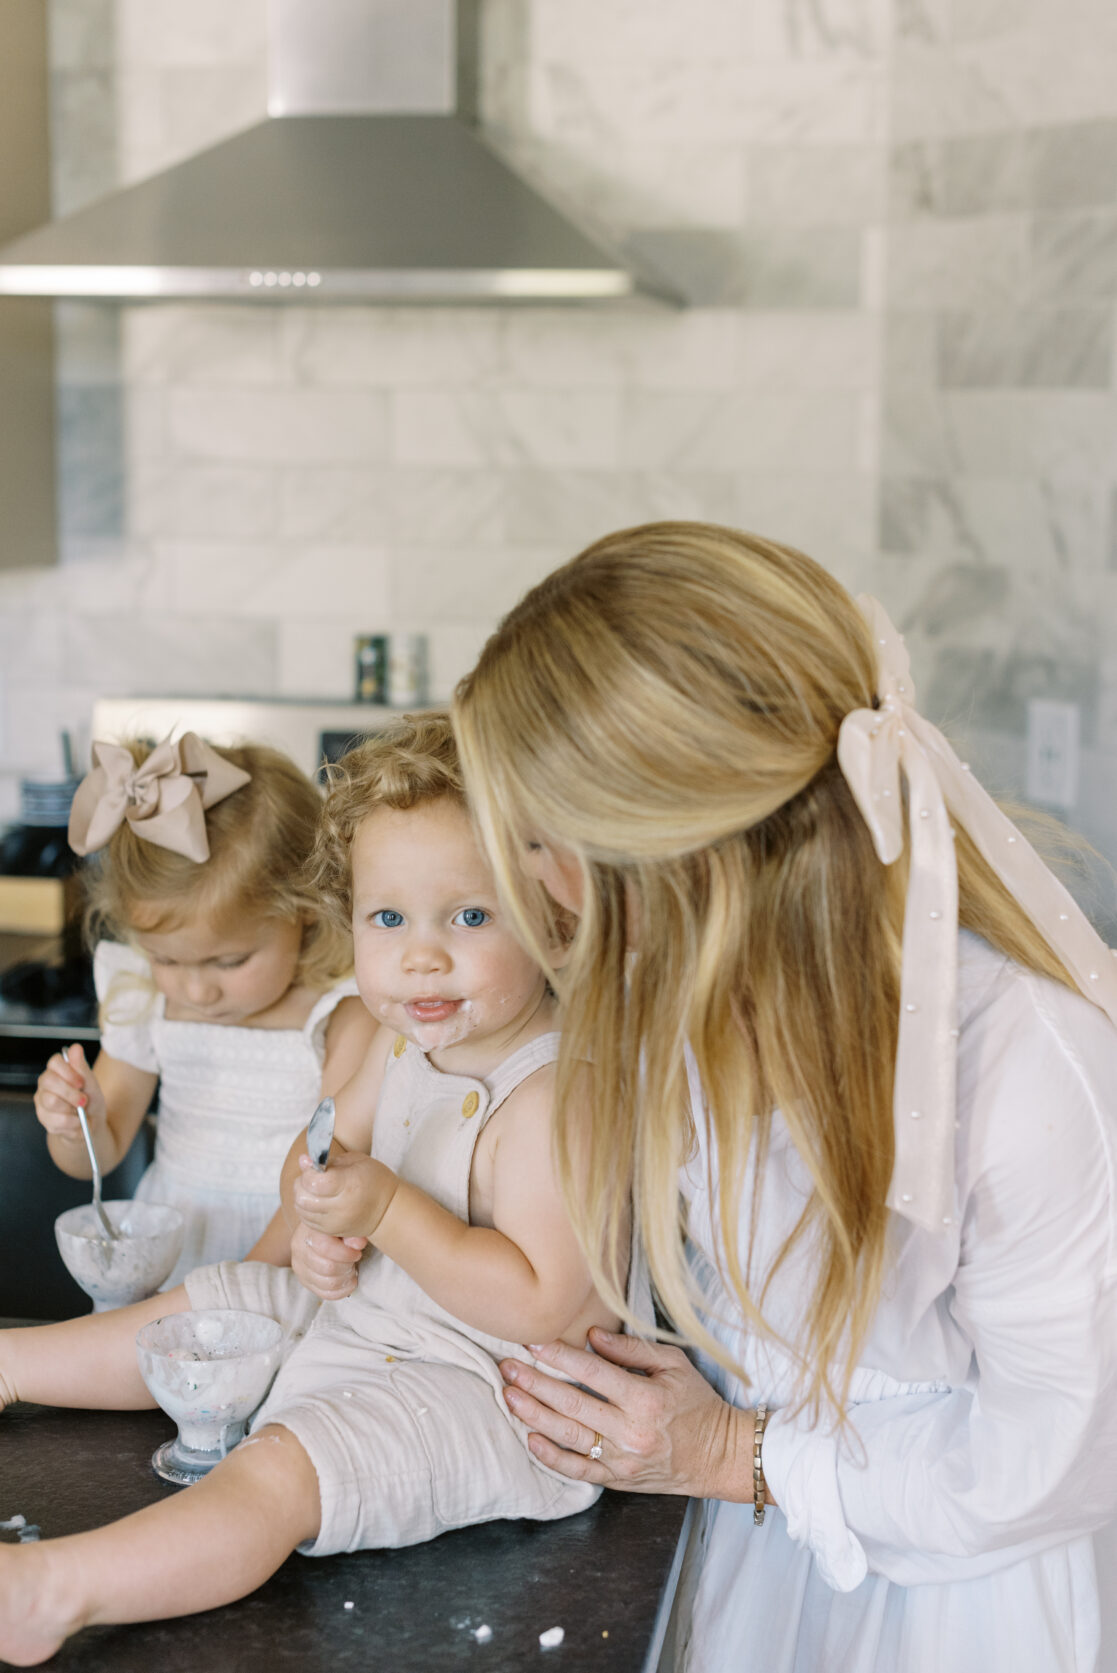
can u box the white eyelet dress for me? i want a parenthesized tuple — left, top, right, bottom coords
(184, 1029, 600, 1555)
(94, 941, 358, 1289)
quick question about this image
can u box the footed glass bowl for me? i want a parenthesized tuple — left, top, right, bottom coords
(55, 1201, 185, 1312)
(135, 1309, 284, 1486)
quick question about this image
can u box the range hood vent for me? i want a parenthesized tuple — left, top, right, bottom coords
(0, 0, 662, 304)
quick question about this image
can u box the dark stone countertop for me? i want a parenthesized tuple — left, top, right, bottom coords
(0, 1381, 691, 1672)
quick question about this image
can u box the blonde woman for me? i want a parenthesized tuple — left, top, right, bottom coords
(452, 522, 1117, 1673)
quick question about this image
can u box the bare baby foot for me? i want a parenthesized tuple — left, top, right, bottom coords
(0, 1543, 75, 1665)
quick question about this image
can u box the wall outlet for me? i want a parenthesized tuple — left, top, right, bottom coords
(1026, 698, 1080, 810)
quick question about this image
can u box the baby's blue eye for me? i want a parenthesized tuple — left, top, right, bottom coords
(453, 907, 490, 929)
(371, 909, 404, 929)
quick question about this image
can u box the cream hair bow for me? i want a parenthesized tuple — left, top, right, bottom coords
(68, 733, 251, 864)
(837, 597, 1117, 1234)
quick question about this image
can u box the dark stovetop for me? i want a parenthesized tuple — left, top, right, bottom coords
(0, 931, 97, 1032)
(0, 932, 98, 1096)
(0, 1387, 690, 1672)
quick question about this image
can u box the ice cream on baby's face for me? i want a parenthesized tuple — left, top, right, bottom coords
(350, 801, 548, 1065)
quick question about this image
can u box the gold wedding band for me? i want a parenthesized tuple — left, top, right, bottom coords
(588, 1431, 603, 1461)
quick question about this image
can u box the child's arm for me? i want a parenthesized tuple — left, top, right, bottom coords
(319, 995, 379, 1099)
(294, 1062, 602, 1344)
(278, 1022, 391, 1226)
(246, 1002, 376, 1274)
(242, 1209, 293, 1265)
(219, 1003, 376, 1272)
(35, 1044, 157, 1180)
(282, 1024, 393, 1297)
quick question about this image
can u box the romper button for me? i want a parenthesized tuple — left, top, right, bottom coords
(461, 1091, 480, 1118)
(393, 1035, 406, 1058)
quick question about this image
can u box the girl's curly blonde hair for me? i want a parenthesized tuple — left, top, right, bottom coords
(84, 737, 351, 989)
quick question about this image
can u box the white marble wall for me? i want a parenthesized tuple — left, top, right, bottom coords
(2, 0, 1115, 917)
(878, 0, 1117, 907)
(0, 0, 888, 817)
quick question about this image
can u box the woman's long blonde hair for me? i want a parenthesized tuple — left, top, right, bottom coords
(454, 521, 1075, 1419)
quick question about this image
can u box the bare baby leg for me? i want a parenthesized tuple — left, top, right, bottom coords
(0, 1420, 320, 1666)
(0, 1285, 193, 1412)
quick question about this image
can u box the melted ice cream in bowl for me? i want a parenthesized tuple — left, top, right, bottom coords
(136, 1309, 284, 1486)
(54, 1201, 186, 1312)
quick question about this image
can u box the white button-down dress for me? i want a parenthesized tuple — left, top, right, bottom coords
(670, 932, 1117, 1673)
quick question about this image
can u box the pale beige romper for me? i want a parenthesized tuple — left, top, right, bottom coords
(184, 1030, 600, 1555)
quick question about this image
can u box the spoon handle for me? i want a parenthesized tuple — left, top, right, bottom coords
(64, 1049, 119, 1241)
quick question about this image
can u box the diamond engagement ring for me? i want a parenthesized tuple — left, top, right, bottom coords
(588, 1432, 604, 1461)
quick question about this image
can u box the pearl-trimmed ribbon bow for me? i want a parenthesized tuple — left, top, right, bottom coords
(836, 597, 1117, 1234)
(68, 733, 251, 864)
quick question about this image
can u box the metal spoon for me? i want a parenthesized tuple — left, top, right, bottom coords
(305, 1096, 336, 1171)
(63, 1048, 119, 1241)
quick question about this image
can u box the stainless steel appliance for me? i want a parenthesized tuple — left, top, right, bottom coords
(0, 0, 663, 305)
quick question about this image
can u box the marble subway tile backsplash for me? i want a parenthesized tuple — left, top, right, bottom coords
(129, 461, 280, 543)
(885, 216, 1030, 309)
(57, 386, 125, 540)
(880, 6, 1117, 890)
(890, 121, 1117, 220)
(937, 307, 1113, 387)
(0, 0, 1115, 898)
(1032, 119, 1117, 209)
(1031, 211, 1117, 303)
(392, 390, 622, 469)
(166, 389, 393, 466)
(61, 610, 278, 698)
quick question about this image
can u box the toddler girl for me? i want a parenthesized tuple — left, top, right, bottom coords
(0, 714, 615, 1664)
(34, 732, 372, 1287)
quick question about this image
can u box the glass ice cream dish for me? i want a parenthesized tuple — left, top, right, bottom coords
(135, 1309, 284, 1486)
(54, 1201, 186, 1312)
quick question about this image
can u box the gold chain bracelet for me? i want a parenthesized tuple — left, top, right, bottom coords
(752, 1401, 770, 1527)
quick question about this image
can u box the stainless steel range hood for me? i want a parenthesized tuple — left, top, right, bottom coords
(0, 0, 661, 304)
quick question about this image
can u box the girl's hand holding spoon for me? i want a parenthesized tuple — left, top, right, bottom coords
(34, 1042, 106, 1144)
(59, 1045, 119, 1242)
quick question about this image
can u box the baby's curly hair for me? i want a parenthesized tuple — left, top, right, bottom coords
(308, 711, 464, 935)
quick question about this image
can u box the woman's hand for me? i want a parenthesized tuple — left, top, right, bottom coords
(501, 1327, 766, 1504)
(290, 1220, 367, 1301)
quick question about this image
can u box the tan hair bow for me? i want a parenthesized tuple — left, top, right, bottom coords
(68, 733, 251, 864)
(837, 597, 1117, 1234)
